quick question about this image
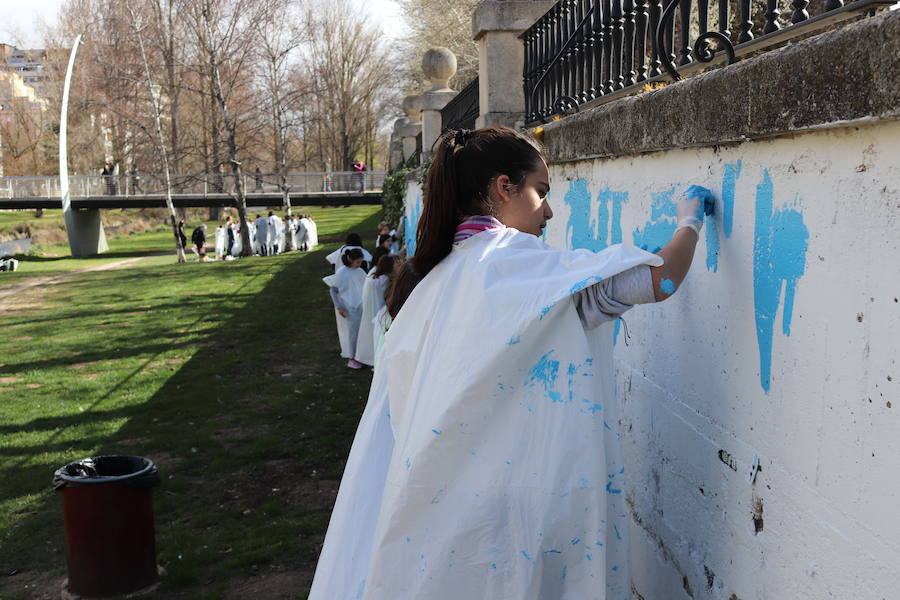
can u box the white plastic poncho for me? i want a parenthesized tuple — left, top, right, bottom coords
(305, 218, 319, 249)
(214, 226, 226, 258)
(309, 227, 662, 600)
(231, 225, 243, 256)
(355, 274, 389, 366)
(294, 219, 308, 250)
(326, 246, 375, 358)
(326, 245, 373, 270)
(324, 266, 367, 359)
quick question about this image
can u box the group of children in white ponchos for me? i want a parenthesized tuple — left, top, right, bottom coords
(212, 212, 318, 259)
(324, 232, 401, 370)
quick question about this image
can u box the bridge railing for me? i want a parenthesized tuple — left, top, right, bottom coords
(0, 171, 387, 199)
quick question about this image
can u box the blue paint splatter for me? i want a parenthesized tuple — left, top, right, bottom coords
(569, 275, 604, 294)
(612, 565, 620, 572)
(524, 351, 561, 402)
(544, 549, 561, 555)
(405, 457, 411, 469)
(753, 169, 809, 393)
(586, 553, 593, 560)
(507, 336, 521, 345)
(571, 537, 581, 545)
(561, 565, 568, 581)
(632, 188, 677, 253)
(606, 481, 622, 494)
(660, 278, 676, 295)
(521, 550, 534, 562)
(613, 318, 621, 346)
(614, 524, 622, 540)
(490, 563, 497, 569)
(404, 195, 422, 256)
(432, 428, 441, 435)
(352, 579, 366, 600)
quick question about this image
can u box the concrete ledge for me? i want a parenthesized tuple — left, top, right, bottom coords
(542, 9, 900, 163)
(473, 1, 555, 39)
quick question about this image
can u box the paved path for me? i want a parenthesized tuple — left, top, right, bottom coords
(0, 255, 157, 311)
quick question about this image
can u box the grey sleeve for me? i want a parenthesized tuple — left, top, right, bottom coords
(574, 265, 656, 330)
(329, 286, 346, 312)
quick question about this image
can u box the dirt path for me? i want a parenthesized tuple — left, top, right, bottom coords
(0, 256, 157, 312)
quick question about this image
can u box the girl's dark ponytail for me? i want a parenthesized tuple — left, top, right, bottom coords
(413, 131, 463, 277)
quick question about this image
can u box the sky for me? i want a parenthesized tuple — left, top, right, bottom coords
(2, 0, 409, 48)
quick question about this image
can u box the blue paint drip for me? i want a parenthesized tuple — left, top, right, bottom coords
(564, 180, 604, 251)
(564, 180, 629, 250)
(660, 278, 676, 295)
(404, 195, 422, 256)
(753, 170, 809, 393)
(598, 187, 628, 246)
(524, 351, 562, 402)
(722, 161, 741, 238)
(705, 214, 721, 272)
(632, 188, 677, 253)
(613, 318, 621, 346)
(706, 162, 742, 271)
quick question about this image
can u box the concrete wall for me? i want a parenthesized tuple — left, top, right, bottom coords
(543, 119, 899, 600)
(399, 9, 899, 598)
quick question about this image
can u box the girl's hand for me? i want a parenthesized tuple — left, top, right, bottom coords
(675, 185, 715, 234)
(338, 307, 348, 318)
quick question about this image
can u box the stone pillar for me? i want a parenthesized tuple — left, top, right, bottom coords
(399, 95, 422, 164)
(389, 119, 405, 169)
(419, 48, 458, 159)
(473, 0, 555, 129)
(65, 209, 109, 257)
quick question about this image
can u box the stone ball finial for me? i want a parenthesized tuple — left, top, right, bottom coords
(422, 47, 457, 92)
(402, 95, 422, 121)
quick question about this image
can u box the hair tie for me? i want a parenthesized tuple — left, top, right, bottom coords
(455, 129, 473, 148)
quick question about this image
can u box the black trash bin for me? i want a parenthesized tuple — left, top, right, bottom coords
(53, 455, 160, 597)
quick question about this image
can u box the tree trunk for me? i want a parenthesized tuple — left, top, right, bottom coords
(129, 6, 185, 263)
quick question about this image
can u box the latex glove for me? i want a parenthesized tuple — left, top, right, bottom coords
(675, 185, 715, 234)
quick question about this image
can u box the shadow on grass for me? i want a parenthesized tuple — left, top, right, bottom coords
(0, 209, 382, 599)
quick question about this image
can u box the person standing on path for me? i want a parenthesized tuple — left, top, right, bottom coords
(309, 126, 714, 599)
(225, 216, 235, 256)
(191, 224, 207, 261)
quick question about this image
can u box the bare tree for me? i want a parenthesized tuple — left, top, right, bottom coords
(191, 0, 275, 256)
(127, 2, 186, 262)
(304, 0, 399, 171)
(256, 0, 305, 245)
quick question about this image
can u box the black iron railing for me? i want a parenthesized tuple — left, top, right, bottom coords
(441, 77, 480, 131)
(522, 0, 894, 125)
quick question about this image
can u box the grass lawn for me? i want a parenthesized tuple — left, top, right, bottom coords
(0, 205, 382, 599)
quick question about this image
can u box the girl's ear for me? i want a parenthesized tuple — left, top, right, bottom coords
(490, 174, 514, 206)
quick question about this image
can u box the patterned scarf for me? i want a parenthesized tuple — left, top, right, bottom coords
(453, 215, 504, 243)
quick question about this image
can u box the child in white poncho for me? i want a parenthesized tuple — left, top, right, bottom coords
(325, 247, 368, 369)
